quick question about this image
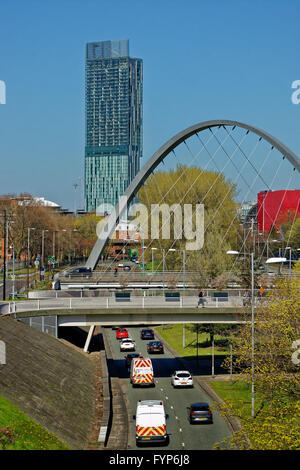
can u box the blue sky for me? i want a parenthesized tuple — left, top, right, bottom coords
(0, 0, 300, 210)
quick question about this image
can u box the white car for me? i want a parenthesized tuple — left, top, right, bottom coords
(120, 338, 136, 352)
(171, 370, 194, 388)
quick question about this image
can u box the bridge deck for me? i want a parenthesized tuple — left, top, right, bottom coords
(0, 295, 254, 325)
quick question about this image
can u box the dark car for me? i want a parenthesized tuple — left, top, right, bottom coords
(188, 403, 213, 424)
(124, 353, 140, 368)
(140, 329, 155, 340)
(147, 340, 164, 354)
(66, 267, 92, 278)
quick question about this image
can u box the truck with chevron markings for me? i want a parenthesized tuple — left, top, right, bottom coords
(130, 356, 154, 387)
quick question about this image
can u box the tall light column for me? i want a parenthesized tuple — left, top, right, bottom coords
(151, 247, 157, 275)
(27, 227, 36, 293)
(42, 229, 48, 268)
(162, 249, 165, 295)
(250, 252, 255, 419)
(227, 250, 255, 419)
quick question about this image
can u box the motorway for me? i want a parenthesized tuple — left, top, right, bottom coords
(105, 326, 232, 450)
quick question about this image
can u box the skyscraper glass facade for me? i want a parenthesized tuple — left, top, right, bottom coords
(85, 39, 143, 213)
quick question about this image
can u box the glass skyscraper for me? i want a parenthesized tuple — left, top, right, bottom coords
(85, 39, 143, 213)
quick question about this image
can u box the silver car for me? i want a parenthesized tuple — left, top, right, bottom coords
(171, 370, 193, 388)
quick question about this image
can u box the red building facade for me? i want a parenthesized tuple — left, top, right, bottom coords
(257, 190, 300, 233)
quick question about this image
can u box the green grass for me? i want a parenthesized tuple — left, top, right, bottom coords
(156, 324, 229, 358)
(209, 380, 255, 419)
(0, 395, 69, 450)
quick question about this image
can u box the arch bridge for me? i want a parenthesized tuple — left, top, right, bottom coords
(85, 119, 300, 271)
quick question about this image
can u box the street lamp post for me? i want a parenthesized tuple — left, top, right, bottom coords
(41, 229, 49, 269)
(162, 249, 165, 295)
(2, 209, 7, 301)
(227, 249, 255, 419)
(151, 247, 157, 275)
(10, 244, 15, 300)
(142, 234, 145, 273)
(286, 247, 292, 276)
(182, 249, 186, 297)
(250, 252, 255, 419)
(27, 227, 36, 293)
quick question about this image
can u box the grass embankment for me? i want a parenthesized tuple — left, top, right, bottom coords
(0, 316, 97, 449)
(156, 324, 229, 358)
(0, 396, 69, 450)
(209, 379, 300, 450)
(210, 380, 256, 420)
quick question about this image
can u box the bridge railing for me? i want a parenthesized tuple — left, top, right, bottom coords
(29, 287, 272, 299)
(1, 294, 264, 315)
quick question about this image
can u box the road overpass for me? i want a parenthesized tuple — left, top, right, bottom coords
(1, 295, 249, 326)
(0, 294, 253, 352)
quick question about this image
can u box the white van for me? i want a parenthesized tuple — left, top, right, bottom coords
(135, 400, 168, 445)
(130, 356, 154, 387)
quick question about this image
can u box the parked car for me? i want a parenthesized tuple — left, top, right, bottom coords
(147, 340, 164, 354)
(171, 370, 193, 388)
(141, 328, 154, 340)
(123, 265, 131, 271)
(116, 328, 129, 340)
(188, 403, 213, 424)
(65, 267, 92, 278)
(125, 353, 140, 368)
(120, 338, 136, 352)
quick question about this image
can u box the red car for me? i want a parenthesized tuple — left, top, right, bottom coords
(116, 328, 129, 340)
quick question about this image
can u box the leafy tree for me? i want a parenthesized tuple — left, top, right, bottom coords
(216, 263, 300, 449)
(283, 217, 300, 249)
(188, 323, 237, 346)
(73, 213, 103, 258)
(137, 166, 239, 283)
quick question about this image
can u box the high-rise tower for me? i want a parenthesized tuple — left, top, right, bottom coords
(85, 39, 143, 213)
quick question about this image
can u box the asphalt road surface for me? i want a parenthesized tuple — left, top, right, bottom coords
(106, 326, 232, 450)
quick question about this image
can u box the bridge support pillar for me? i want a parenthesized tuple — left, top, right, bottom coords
(83, 325, 95, 353)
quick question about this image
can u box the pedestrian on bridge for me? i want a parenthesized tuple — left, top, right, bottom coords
(197, 290, 205, 308)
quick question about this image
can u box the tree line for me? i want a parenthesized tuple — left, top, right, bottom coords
(0, 195, 101, 267)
